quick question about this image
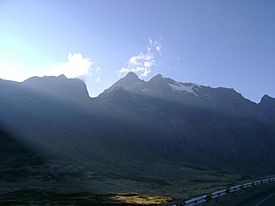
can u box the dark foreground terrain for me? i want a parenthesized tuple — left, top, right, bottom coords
(0, 189, 173, 206)
(1, 184, 275, 206)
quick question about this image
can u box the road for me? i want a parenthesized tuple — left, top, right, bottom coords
(235, 187, 275, 206)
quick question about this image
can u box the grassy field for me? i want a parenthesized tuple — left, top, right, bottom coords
(0, 161, 254, 205)
(0, 190, 173, 206)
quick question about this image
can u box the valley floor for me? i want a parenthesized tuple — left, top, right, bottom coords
(0, 169, 263, 206)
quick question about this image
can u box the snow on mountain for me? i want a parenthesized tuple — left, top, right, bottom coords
(168, 82, 201, 96)
(101, 72, 203, 98)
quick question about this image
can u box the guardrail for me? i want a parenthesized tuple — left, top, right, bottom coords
(229, 185, 241, 193)
(167, 177, 275, 206)
(184, 195, 207, 206)
(211, 189, 226, 199)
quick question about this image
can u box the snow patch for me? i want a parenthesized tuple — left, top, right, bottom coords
(168, 82, 200, 96)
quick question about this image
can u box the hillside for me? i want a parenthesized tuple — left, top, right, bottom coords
(0, 74, 275, 197)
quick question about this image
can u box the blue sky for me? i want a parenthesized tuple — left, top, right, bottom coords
(0, 0, 274, 102)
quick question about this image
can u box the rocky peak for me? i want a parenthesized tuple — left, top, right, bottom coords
(124, 72, 139, 80)
(259, 94, 275, 109)
(22, 75, 90, 101)
(260, 94, 275, 104)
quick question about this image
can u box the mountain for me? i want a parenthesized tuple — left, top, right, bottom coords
(99, 74, 275, 169)
(100, 72, 262, 119)
(98, 73, 275, 174)
(0, 73, 275, 195)
(259, 94, 275, 124)
(22, 75, 90, 102)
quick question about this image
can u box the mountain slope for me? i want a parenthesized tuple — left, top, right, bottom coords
(0, 73, 275, 192)
(22, 75, 90, 103)
(98, 85, 275, 173)
(259, 94, 275, 124)
(0, 126, 45, 180)
(100, 72, 262, 119)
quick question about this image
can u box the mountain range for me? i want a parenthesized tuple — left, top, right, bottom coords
(0, 72, 275, 195)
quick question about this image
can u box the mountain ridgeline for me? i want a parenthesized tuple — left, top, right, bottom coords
(0, 73, 275, 190)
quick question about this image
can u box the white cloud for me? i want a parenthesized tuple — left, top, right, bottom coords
(118, 39, 162, 77)
(0, 67, 28, 82)
(42, 53, 93, 79)
(156, 46, 161, 52)
(0, 53, 94, 82)
(129, 56, 138, 65)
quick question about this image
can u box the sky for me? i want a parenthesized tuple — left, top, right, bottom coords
(0, 0, 274, 102)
